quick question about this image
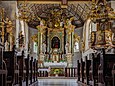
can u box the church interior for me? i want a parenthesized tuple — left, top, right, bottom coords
(0, 0, 115, 86)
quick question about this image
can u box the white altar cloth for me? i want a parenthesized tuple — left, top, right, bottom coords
(44, 62, 67, 67)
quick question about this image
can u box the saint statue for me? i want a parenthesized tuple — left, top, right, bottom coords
(5, 40, 9, 51)
(65, 42, 69, 54)
(19, 31, 24, 46)
(42, 42, 46, 54)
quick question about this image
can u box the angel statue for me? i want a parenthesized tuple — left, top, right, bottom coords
(19, 31, 24, 47)
(5, 40, 9, 51)
(37, 16, 45, 26)
(42, 41, 46, 54)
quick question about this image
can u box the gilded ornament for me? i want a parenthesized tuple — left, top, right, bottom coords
(31, 34, 38, 43)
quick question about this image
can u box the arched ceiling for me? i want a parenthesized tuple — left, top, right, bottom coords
(18, 1, 91, 29)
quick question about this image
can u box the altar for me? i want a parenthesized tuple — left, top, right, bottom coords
(36, 8, 75, 68)
(44, 62, 67, 67)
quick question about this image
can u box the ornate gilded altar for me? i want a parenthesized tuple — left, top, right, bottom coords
(36, 8, 75, 67)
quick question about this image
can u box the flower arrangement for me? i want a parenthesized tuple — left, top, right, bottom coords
(60, 59, 66, 62)
(45, 59, 52, 62)
(54, 69, 60, 75)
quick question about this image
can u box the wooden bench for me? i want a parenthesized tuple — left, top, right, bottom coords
(3, 46, 19, 86)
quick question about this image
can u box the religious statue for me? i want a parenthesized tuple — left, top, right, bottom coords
(19, 31, 24, 47)
(65, 42, 69, 54)
(3, 17, 9, 24)
(5, 40, 9, 51)
(60, 21, 63, 27)
(66, 17, 74, 26)
(37, 17, 45, 26)
(42, 42, 46, 54)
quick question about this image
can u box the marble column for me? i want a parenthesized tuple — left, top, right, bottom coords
(15, 4, 19, 48)
(24, 22, 29, 58)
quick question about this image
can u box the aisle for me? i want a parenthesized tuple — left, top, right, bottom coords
(38, 79, 78, 86)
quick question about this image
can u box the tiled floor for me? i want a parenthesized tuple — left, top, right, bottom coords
(38, 79, 78, 86)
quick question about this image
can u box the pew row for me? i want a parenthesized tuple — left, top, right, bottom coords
(77, 49, 115, 86)
(0, 45, 38, 86)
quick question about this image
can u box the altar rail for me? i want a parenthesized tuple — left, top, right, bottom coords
(65, 67, 77, 77)
(38, 67, 49, 77)
(38, 67, 77, 78)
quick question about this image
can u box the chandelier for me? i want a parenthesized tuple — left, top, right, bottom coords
(89, 0, 115, 23)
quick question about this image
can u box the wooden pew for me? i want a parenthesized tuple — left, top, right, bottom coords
(17, 51, 25, 86)
(77, 54, 100, 86)
(3, 46, 19, 86)
(85, 57, 91, 85)
(89, 53, 100, 86)
(0, 43, 7, 86)
(97, 49, 115, 86)
(35, 60, 38, 81)
(77, 59, 86, 85)
(77, 60, 80, 81)
(1, 44, 38, 86)
(33, 59, 38, 82)
(80, 49, 115, 86)
(112, 64, 115, 86)
(81, 59, 85, 83)
(30, 57, 33, 84)
(24, 55, 38, 86)
(25, 55, 30, 86)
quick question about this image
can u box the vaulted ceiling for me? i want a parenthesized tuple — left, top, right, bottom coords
(17, 0, 91, 29)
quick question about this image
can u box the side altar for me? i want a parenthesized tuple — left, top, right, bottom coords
(36, 9, 75, 68)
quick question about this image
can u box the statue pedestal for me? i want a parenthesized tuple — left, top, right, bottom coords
(39, 53, 45, 67)
(40, 53, 45, 61)
(66, 53, 72, 67)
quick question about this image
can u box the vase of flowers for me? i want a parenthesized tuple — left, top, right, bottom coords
(54, 69, 60, 77)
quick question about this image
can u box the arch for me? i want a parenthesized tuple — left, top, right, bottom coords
(51, 36, 60, 49)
